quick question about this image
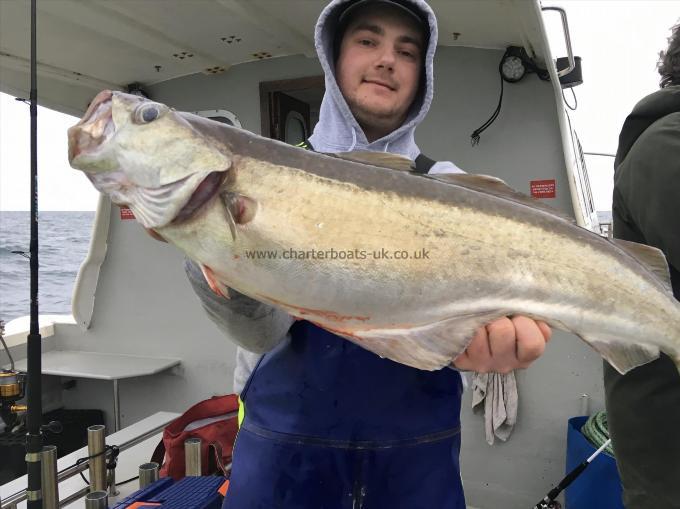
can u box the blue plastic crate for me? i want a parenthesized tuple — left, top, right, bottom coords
(112, 476, 225, 509)
(565, 416, 623, 509)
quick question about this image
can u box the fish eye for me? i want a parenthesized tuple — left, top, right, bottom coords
(134, 103, 165, 124)
(142, 106, 159, 122)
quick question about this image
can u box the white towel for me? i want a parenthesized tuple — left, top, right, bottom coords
(471, 371, 518, 445)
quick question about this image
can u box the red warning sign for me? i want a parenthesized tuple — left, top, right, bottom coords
(530, 179, 556, 199)
(120, 206, 135, 220)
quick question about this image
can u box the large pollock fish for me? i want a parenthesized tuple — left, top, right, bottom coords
(68, 90, 680, 374)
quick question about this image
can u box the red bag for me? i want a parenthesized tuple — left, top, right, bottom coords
(151, 394, 239, 479)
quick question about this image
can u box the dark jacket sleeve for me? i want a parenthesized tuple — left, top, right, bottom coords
(613, 112, 680, 271)
(184, 258, 293, 353)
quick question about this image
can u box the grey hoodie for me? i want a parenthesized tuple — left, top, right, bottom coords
(186, 0, 461, 393)
(309, 0, 461, 174)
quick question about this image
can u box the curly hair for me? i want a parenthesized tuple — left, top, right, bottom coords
(658, 21, 680, 88)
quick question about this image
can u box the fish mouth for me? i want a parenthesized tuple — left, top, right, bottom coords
(171, 171, 226, 224)
(68, 90, 115, 163)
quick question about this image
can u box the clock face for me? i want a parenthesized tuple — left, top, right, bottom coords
(501, 55, 525, 82)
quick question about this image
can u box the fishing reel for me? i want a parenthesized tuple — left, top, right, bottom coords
(0, 369, 27, 432)
(1, 319, 27, 432)
(1, 321, 63, 435)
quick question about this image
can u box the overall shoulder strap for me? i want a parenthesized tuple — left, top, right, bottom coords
(414, 153, 436, 174)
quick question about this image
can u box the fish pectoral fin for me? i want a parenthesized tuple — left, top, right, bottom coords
(611, 239, 672, 293)
(200, 263, 231, 299)
(344, 312, 505, 371)
(330, 151, 415, 172)
(220, 191, 258, 231)
(587, 337, 660, 374)
(220, 192, 258, 241)
(427, 173, 576, 224)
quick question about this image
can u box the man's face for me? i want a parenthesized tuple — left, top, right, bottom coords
(335, 4, 425, 140)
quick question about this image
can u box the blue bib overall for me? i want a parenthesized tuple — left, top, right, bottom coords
(223, 321, 466, 509)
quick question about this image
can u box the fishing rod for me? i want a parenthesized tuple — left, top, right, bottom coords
(532, 438, 612, 509)
(25, 0, 44, 506)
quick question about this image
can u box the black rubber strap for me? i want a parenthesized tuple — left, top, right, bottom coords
(414, 153, 436, 174)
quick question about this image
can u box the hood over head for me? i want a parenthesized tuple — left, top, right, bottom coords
(308, 0, 438, 159)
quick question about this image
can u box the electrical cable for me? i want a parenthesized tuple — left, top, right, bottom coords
(470, 70, 504, 146)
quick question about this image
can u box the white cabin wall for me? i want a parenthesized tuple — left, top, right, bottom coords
(422, 46, 575, 216)
(148, 55, 323, 135)
(54, 223, 238, 430)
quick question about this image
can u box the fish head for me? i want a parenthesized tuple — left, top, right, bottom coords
(68, 90, 232, 229)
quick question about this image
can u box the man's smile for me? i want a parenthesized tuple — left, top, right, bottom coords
(363, 79, 397, 91)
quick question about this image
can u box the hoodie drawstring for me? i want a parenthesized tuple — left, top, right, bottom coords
(349, 128, 357, 152)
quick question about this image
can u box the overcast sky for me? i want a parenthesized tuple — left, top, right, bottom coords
(0, 0, 678, 211)
(0, 94, 97, 211)
(543, 0, 679, 210)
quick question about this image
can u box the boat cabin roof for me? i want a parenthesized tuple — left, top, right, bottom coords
(0, 0, 550, 116)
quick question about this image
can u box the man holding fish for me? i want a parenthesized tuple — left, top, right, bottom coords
(183, 1, 550, 506)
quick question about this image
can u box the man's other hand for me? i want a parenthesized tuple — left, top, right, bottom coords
(453, 316, 551, 373)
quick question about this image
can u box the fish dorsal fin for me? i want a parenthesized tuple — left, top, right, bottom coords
(612, 239, 673, 292)
(332, 151, 415, 172)
(587, 338, 659, 374)
(428, 173, 576, 223)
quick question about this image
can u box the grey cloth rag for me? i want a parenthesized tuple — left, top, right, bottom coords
(471, 371, 518, 445)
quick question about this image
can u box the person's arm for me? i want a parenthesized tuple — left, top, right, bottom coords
(184, 258, 294, 354)
(234, 346, 265, 394)
(614, 113, 680, 271)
